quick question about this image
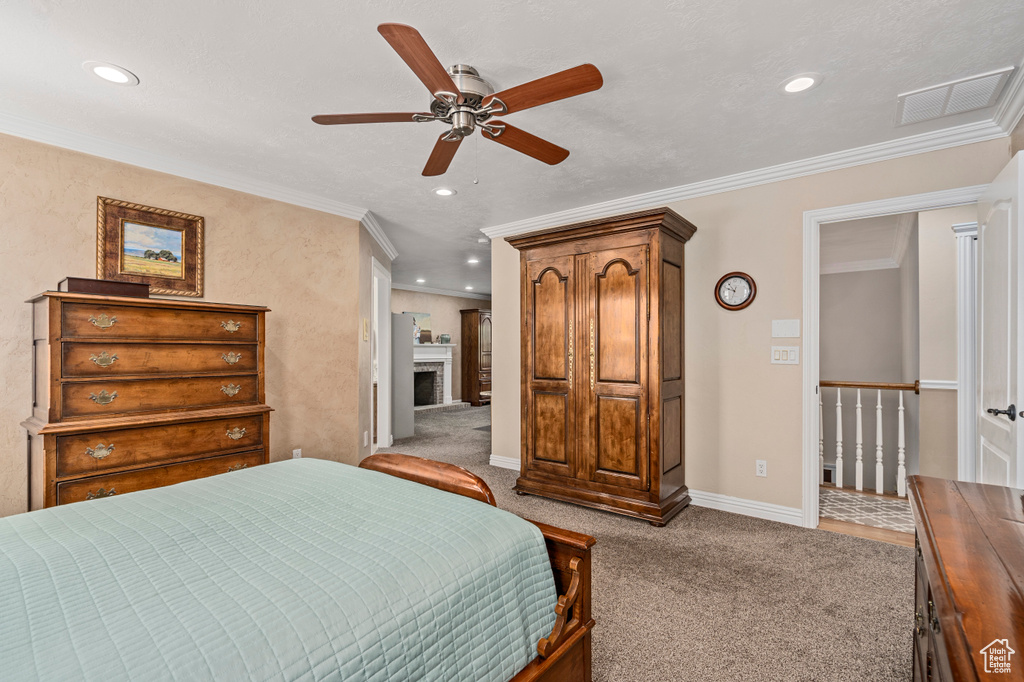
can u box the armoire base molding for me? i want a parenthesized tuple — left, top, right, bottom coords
(514, 476, 691, 526)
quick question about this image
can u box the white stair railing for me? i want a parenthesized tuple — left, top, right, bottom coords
(819, 380, 918, 497)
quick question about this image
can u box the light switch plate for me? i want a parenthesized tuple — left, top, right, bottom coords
(772, 319, 800, 337)
(771, 346, 800, 364)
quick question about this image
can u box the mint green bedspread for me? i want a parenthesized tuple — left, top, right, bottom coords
(0, 459, 557, 681)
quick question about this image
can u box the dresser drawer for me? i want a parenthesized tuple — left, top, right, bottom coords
(57, 449, 265, 505)
(62, 375, 259, 418)
(63, 342, 259, 377)
(63, 302, 259, 341)
(56, 414, 265, 477)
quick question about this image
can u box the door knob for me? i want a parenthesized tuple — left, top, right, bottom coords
(987, 404, 1016, 421)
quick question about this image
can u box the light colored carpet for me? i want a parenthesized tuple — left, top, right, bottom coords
(382, 406, 913, 682)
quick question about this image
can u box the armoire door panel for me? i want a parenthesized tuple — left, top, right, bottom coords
(592, 252, 647, 385)
(479, 315, 492, 371)
(530, 263, 572, 381)
(532, 391, 571, 466)
(595, 396, 640, 476)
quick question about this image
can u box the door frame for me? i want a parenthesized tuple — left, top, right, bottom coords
(801, 184, 988, 528)
(371, 257, 392, 453)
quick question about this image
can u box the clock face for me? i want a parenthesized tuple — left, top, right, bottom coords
(715, 272, 756, 310)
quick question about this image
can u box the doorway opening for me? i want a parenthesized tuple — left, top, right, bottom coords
(802, 185, 987, 529)
(371, 258, 391, 454)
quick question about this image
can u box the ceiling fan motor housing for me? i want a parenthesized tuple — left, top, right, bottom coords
(430, 64, 496, 137)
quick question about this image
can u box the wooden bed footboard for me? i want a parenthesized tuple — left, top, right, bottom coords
(360, 454, 595, 682)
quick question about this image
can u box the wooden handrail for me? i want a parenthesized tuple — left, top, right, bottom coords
(820, 380, 919, 395)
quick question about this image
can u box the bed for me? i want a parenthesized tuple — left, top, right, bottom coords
(0, 454, 594, 681)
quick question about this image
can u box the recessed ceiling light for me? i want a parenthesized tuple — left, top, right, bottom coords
(465, 286, 474, 291)
(467, 258, 479, 264)
(82, 61, 139, 86)
(780, 73, 821, 94)
(433, 187, 456, 197)
(416, 278, 425, 283)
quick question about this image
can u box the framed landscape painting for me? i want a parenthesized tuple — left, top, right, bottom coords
(97, 197, 204, 296)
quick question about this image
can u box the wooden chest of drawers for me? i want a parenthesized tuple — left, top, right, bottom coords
(22, 292, 271, 510)
(908, 476, 1024, 681)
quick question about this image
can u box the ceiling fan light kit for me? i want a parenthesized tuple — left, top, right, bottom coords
(312, 23, 603, 176)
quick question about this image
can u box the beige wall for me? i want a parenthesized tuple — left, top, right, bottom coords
(820, 269, 904, 381)
(1012, 116, 1024, 157)
(491, 138, 1011, 510)
(916, 204, 974, 481)
(0, 133, 371, 517)
(390, 289, 491, 402)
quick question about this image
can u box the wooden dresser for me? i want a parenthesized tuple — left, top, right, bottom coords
(508, 208, 696, 526)
(908, 476, 1024, 681)
(460, 309, 491, 407)
(22, 292, 271, 510)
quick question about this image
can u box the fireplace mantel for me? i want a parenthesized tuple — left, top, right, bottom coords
(413, 344, 455, 405)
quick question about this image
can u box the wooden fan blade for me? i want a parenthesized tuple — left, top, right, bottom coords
(378, 23, 460, 99)
(423, 133, 463, 176)
(483, 123, 569, 165)
(312, 113, 428, 125)
(485, 64, 602, 114)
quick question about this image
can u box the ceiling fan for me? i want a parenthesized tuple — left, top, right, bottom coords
(312, 23, 603, 176)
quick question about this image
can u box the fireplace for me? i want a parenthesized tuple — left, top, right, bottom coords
(411, 343, 454, 405)
(413, 362, 444, 406)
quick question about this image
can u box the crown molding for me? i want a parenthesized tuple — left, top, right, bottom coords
(391, 282, 492, 301)
(360, 211, 398, 261)
(994, 66, 1024, 133)
(0, 111, 370, 218)
(481, 120, 1006, 239)
(821, 257, 900, 275)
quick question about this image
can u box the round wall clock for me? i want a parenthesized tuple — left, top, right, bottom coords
(715, 272, 756, 310)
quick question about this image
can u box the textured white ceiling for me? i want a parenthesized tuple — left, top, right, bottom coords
(2, 1, 1023, 294)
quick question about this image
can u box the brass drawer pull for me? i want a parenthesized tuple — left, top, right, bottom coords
(221, 352, 242, 365)
(226, 427, 247, 440)
(85, 443, 115, 459)
(928, 600, 941, 633)
(88, 314, 117, 330)
(89, 390, 118, 405)
(221, 384, 241, 397)
(227, 463, 249, 472)
(221, 320, 242, 333)
(86, 487, 117, 500)
(89, 351, 118, 367)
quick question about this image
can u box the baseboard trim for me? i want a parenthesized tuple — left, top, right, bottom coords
(688, 489, 803, 526)
(489, 455, 520, 470)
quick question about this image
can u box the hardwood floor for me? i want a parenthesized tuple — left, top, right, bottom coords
(817, 517, 915, 547)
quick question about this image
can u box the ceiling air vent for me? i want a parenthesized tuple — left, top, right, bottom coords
(895, 67, 1014, 126)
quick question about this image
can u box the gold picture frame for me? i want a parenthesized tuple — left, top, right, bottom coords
(97, 197, 204, 297)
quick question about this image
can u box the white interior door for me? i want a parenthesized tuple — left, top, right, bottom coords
(372, 258, 392, 451)
(976, 152, 1023, 488)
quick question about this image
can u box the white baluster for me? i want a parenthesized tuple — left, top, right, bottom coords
(835, 389, 843, 489)
(855, 389, 863, 491)
(897, 391, 907, 497)
(819, 392, 824, 485)
(875, 390, 884, 494)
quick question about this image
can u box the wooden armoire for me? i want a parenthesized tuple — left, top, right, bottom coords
(508, 208, 695, 526)
(460, 309, 492, 406)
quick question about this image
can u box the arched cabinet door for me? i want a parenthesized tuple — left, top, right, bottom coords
(583, 245, 650, 491)
(524, 256, 577, 479)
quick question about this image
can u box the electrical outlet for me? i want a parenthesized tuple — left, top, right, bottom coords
(292, 448, 301, 459)
(363, 431, 369, 447)
(756, 460, 767, 477)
